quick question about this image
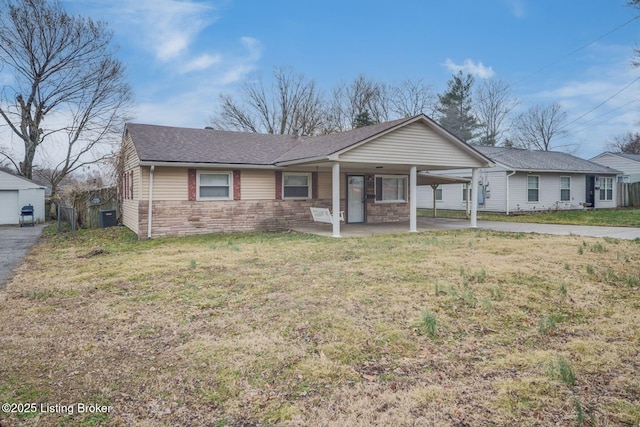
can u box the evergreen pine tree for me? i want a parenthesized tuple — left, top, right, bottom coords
(436, 71, 479, 142)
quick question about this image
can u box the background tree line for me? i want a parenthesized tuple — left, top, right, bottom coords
(2, 0, 639, 202)
(209, 66, 585, 152)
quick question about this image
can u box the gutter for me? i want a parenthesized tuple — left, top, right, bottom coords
(505, 170, 516, 215)
(138, 161, 279, 169)
(147, 165, 154, 239)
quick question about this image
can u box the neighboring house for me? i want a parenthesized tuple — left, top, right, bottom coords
(0, 170, 46, 225)
(418, 146, 621, 214)
(121, 114, 493, 238)
(590, 152, 640, 183)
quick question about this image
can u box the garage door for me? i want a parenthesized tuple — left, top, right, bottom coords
(0, 190, 19, 225)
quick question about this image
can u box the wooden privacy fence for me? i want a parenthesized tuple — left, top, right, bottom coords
(70, 187, 119, 229)
(617, 182, 640, 207)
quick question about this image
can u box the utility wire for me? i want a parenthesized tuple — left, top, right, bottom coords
(562, 98, 638, 134)
(514, 14, 640, 86)
(557, 75, 640, 132)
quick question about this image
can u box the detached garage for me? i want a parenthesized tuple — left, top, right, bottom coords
(0, 170, 45, 225)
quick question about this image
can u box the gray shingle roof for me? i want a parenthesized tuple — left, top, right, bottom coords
(613, 152, 640, 162)
(474, 146, 621, 174)
(126, 115, 442, 166)
(126, 123, 299, 165)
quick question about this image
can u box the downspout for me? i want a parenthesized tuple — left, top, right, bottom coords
(147, 165, 155, 239)
(505, 171, 516, 215)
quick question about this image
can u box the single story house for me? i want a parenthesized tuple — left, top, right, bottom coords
(121, 114, 493, 238)
(590, 152, 640, 183)
(418, 146, 621, 214)
(0, 170, 46, 225)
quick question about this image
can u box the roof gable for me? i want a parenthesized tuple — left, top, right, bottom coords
(336, 119, 489, 168)
(0, 170, 45, 190)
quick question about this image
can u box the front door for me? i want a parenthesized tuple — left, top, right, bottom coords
(585, 175, 595, 207)
(347, 175, 365, 223)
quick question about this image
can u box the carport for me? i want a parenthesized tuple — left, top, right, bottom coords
(418, 173, 471, 218)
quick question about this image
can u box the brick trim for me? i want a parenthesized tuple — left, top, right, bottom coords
(188, 169, 197, 201)
(233, 170, 241, 200)
(275, 171, 282, 200)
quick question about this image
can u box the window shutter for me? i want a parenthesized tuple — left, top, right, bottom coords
(375, 177, 382, 201)
(312, 172, 318, 199)
(275, 171, 283, 200)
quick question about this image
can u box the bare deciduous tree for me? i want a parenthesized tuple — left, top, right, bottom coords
(510, 103, 568, 151)
(388, 78, 438, 118)
(607, 131, 640, 154)
(325, 74, 389, 132)
(210, 66, 325, 136)
(474, 78, 519, 146)
(0, 0, 133, 197)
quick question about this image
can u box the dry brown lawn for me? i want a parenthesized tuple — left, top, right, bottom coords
(0, 227, 639, 426)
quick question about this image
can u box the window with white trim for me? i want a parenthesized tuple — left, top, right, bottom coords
(599, 177, 613, 201)
(435, 187, 443, 201)
(283, 173, 311, 199)
(375, 175, 407, 203)
(617, 175, 630, 183)
(560, 176, 571, 201)
(197, 171, 232, 200)
(527, 175, 539, 202)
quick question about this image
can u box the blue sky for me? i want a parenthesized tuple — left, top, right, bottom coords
(62, 0, 640, 159)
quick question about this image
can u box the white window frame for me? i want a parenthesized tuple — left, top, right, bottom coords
(282, 172, 311, 200)
(599, 177, 613, 201)
(435, 187, 443, 201)
(375, 175, 408, 203)
(527, 175, 539, 203)
(617, 175, 630, 183)
(560, 176, 571, 201)
(197, 171, 233, 201)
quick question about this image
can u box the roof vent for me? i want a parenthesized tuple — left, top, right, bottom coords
(204, 126, 214, 130)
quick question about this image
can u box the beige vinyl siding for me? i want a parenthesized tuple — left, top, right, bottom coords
(241, 170, 276, 200)
(151, 167, 188, 200)
(338, 121, 485, 168)
(317, 172, 345, 199)
(121, 134, 141, 234)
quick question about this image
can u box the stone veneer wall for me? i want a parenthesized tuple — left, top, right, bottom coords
(365, 199, 410, 223)
(138, 197, 410, 237)
(139, 199, 333, 237)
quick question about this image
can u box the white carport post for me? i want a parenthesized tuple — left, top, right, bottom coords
(332, 162, 341, 238)
(409, 166, 417, 232)
(470, 167, 479, 228)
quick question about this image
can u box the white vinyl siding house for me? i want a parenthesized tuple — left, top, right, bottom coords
(590, 152, 640, 183)
(418, 146, 620, 213)
(0, 170, 46, 225)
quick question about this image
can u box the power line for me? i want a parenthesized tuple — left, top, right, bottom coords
(562, 98, 638, 134)
(514, 14, 640, 86)
(558, 75, 640, 132)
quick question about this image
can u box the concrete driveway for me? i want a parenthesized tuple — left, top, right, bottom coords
(476, 220, 640, 240)
(294, 217, 640, 240)
(0, 224, 46, 289)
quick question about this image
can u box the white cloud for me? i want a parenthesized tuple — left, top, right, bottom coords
(180, 54, 223, 74)
(214, 37, 263, 85)
(526, 49, 640, 158)
(114, 0, 217, 62)
(443, 58, 495, 79)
